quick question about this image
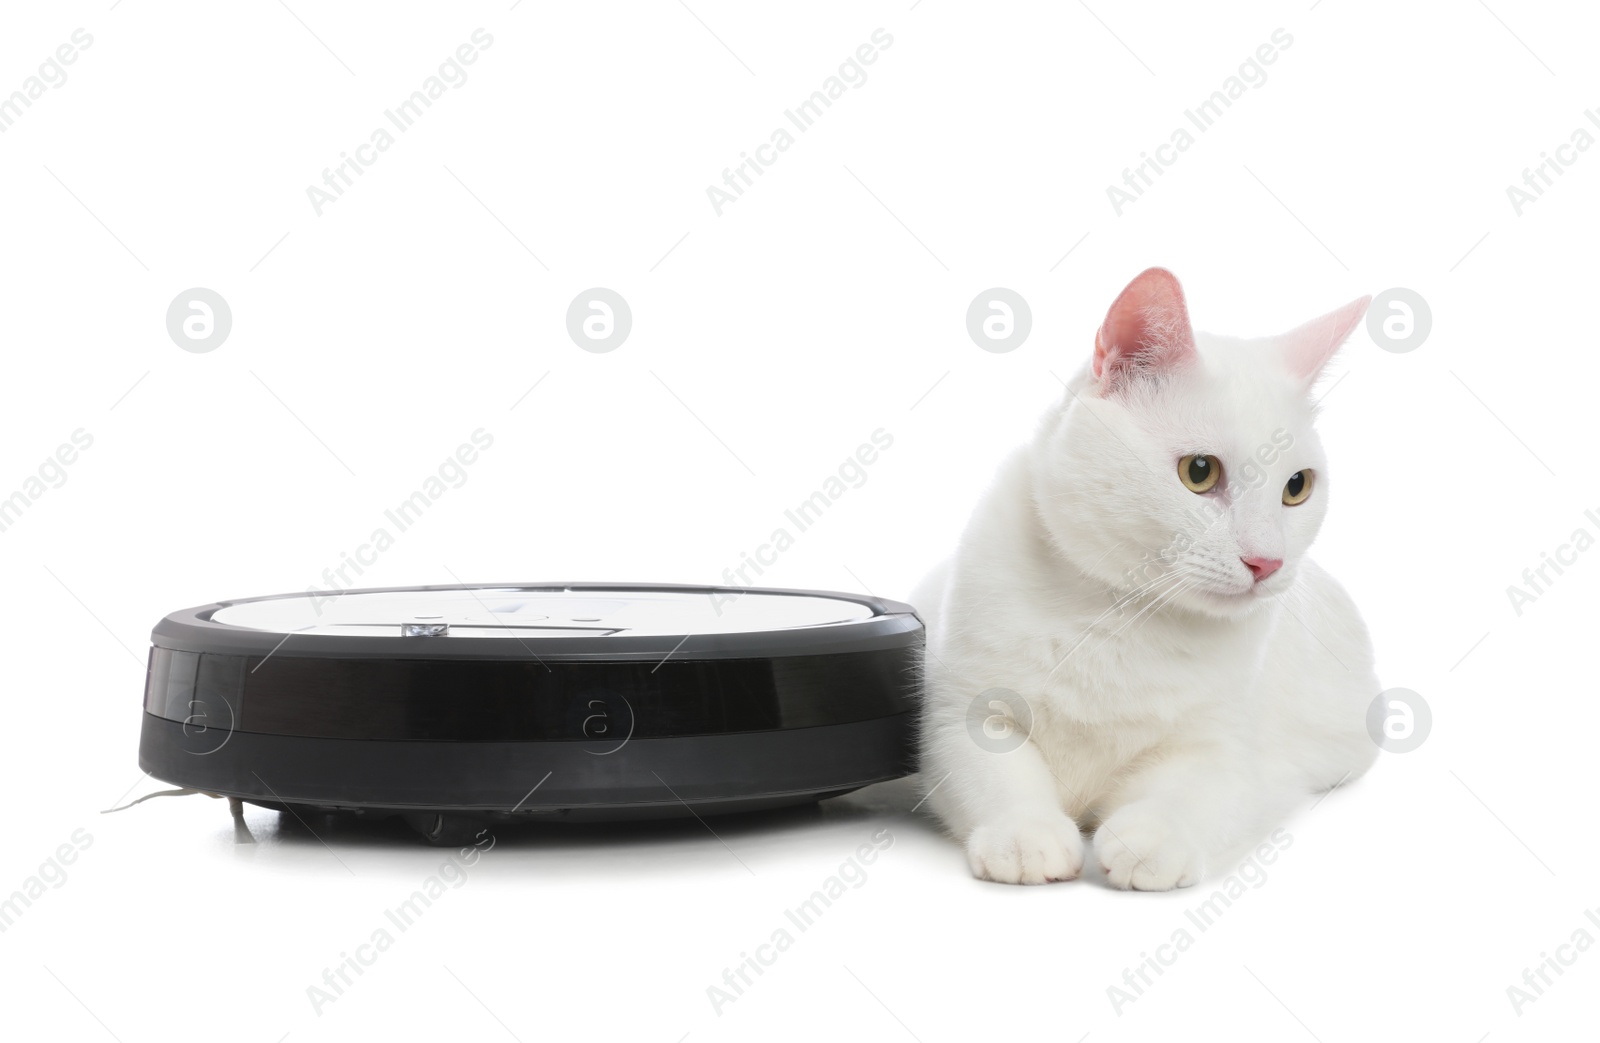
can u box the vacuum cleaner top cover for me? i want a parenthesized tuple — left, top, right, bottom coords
(177, 583, 904, 656)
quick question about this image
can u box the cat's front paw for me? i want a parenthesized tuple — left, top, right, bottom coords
(966, 815, 1085, 885)
(1094, 804, 1202, 891)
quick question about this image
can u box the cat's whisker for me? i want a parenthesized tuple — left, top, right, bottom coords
(1110, 565, 1204, 610)
(1068, 575, 1184, 655)
(1111, 561, 1205, 603)
(1103, 582, 1187, 642)
(1054, 566, 1204, 666)
(1102, 570, 1204, 642)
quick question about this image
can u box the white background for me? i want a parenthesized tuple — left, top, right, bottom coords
(2, 0, 1596, 1039)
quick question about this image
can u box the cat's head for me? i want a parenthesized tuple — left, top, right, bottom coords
(1039, 267, 1369, 619)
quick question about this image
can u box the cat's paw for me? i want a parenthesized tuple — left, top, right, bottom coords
(1094, 804, 1203, 891)
(965, 815, 1085, 885)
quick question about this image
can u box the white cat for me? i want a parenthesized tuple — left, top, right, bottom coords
(912, 268, 1380, 889)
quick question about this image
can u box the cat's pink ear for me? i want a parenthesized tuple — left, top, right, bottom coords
(1093, 268, 1197, 394)
(1281, 296, 1371, 383)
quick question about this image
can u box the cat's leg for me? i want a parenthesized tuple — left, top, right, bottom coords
(921, 697, 1084, 885)
(1091, 738, 1299, 891)
(1092, 620, 1380, 891)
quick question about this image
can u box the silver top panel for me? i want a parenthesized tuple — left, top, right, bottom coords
(209, 586, 876, 640)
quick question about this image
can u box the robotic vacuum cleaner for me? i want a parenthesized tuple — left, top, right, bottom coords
(138, 583, 921, 841)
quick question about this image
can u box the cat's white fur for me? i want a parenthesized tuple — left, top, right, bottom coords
(912, 269, 1379, 889)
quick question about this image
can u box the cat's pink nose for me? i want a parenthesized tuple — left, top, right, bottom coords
(1243, 557, 1282, 582)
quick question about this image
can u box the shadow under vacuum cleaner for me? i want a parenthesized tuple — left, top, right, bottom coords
(138, 583, 923, 843)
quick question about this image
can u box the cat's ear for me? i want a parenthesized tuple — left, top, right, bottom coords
(1093, 267, 1197, 394)
(1281, 296, 1371, 384)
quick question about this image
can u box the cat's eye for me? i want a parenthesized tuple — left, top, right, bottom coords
(1282, 470, 1313, 505)
(1177, 454, 1221, 494)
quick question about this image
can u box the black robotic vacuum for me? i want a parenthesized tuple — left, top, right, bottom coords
(138, 583, 921, 841)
